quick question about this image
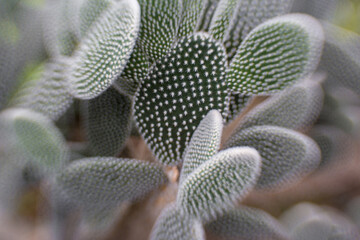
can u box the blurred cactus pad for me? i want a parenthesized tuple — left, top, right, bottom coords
(1, 0, 360, 240)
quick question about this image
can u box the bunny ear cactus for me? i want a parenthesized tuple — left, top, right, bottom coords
(177, 147, 261, 221)
(137, 0, 181, 62)
(291, 210, 360, 240)
(210, 0, 294, 59)
(196, 0, 221, 31)
(227, 13, 324, 95)
(56, 157, 167, 208)
(114, 0, 181, 96)
(78, 0, 112, 38)
(177, 0, 206, 39)
(43, 0, 82, 57)
(9, 59, 73, 121)
(237, 79, 324, 131)
(206, 206, 290, 240)
(0, 108, 69, 174)
(68, 0, 140, 99)
(114, 43, 150, 96)
(83, 87, 132, 156)
(150, 203, 205, 240)
(320, 23, 360, 95)
(134, 33, 229, 166)
(224, 125, 320, 190)
(179, 110, 223, 185)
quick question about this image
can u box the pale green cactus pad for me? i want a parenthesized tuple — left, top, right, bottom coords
(224, 125, 321, 190)
(206, 206, 290, 240)
(83, 87, 132, 156)
(137, 0, 181, 62)
(68, 0, 140, 99)
(209, 0, 238, 41)
(79, 0, 111, 37)
(196, 0, 220, 31)
(0, 108, 69, 174)
(42, 0, 82, 57)
(292, 214, 360, 240)
(320, 23, 360, 95)
(236, 80, 324, 131)
(10, 59, 73, 121)
(179, 110, 223, 185)
(177, 147, 261, 221)
(134, 33, 229, 166)
(177, 0, 205, 39)
(150, 203, 205, 240)
(114, 42, 150, 96)
(57, 157, 167, 207)
(210, 0, 293, 59)
(227, 13, 324, 95)
(310, 125, 350, 168)
(223, 0, 294, 60)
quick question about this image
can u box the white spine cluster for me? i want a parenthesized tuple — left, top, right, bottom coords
(68, 0, 141, 99)
(177, 147, 261, 221)
(225, 125, 321, 190)
(134, 33, 229, 166)
(150, 203, 205, 240)
(206, 206, 290, 240)
(57, 157, 168, 207)
(227, 13, 324, 95)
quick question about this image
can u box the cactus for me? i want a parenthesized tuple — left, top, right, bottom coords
(177, 147, 261, 221)
(0, 108, 69, 174)
(83, 87, 132, 156)
(150, 203, 205, 240)
(224, 125, 321, 189)
(68, 0, 140, 99)
(134, 33, 229, 166)
(9, 59, 73, 120)
(227, 14, 324, 95)
(236, 79, 324, 131)
(2, 0, 360, 239)
(206, 206, 290, 240)
(57, 157, 167, 208)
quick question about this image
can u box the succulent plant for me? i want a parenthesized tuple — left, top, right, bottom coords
(206, 206, 290, 240)
(3, 0, 360, 239)
(56, 157, 167, 208)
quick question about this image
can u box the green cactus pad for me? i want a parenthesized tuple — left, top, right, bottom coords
(79, 0, 111, 37)
(224, 125, 321, 190)
(68, 0, 140, 99)
(227, 13, 324, 95)
(320, 23, 360, 95)
(11, 59, 73, 120)
(209, 0, 238, 41)
(0, 108, 69, 173)
(177, 0, 206, 39)
(196, 0, 221, 31)
(137, 0, 181, 62)
(206, 206, 290, 240)
(224, 0, 294, 60)
(83, 87, 132, 156)
(57, 157, 167, 207)
(237, 80, 324, 131)
(150, 203, 205, 240)
(177, 147, 261, 221)
(42, 0, 81, 57)
(179, 110, 223, 185)
(134, 33, 229, 166)
(114, 42, 150, 96)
